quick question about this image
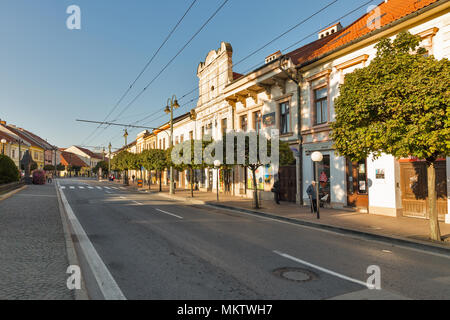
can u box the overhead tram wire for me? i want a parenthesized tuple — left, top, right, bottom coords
(174, 0, 376, 110)
(108, 0, 231, 123)
(80, 0, 199, 146)
(97, 0, 231, 146)
(103, 0, 341, 140)
(104, 0, 376, 145)
(92, 0, 231, 147)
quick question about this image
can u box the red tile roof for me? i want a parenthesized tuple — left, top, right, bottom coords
(75, 146, 103, 159)
(3, 125, 39, 148)
(287, 0, 441, 66)
(60, 151, 87, 167)
(233, 72, 243, 80)
(0, 131, 15, 143)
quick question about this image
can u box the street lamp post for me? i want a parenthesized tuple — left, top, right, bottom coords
(164, 95, 180, 195)
(123, 129, 129, 185)
(108, 142, 112, 180)
(1, 139, 6, 155)
(311, 151, 323, 220)
(214, 160, 221, 202)
(54, 147, 57, 178)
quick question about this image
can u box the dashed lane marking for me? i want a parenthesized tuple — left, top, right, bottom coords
(155, 208, 183, 219)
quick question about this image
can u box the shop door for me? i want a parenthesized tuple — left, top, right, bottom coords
(223, 169, 232, 193)
(313, 155, 331, 204)
(279, 165, 296, 202)
(400, 160, 447, 220)
(346, 159, 368, 210)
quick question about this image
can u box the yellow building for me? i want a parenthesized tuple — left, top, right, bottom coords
(0, 122, 31, 169)
(4, 124, 45, 170)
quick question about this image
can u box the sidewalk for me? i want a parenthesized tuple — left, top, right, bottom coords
(118, 180, 450, 250)
(0, 183, 74, 300)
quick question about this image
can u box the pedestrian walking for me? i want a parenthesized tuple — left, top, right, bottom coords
(307, 181, 317, 213)
(271, 179, 281, 204)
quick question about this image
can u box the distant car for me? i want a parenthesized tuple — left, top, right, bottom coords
(32, 170, 46, 185)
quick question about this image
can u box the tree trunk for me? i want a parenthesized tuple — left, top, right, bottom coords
(427, 161, 441, 241)
(159, 170, 162, 192)
(252, 168, 259, 209)
(190, 167, 194, 198)
(148, 171, 151, 190)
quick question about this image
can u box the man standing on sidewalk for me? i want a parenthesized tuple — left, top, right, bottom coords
(271, 179, 281, 205)
(307, 181, 317, 213)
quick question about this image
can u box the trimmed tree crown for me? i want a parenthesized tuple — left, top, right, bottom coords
(331, 31, 450, 162)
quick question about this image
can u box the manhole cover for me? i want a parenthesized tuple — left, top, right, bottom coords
(273, 267, 317, 282)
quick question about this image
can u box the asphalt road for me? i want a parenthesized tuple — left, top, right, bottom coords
(58, 178, 450, 300)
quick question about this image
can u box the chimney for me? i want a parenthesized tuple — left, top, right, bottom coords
(265, 51, 282, 64)
(318, 22, 343, 39)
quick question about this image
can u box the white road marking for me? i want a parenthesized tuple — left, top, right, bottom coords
(201, 204, 450, 260)
(96, 187, 102, 190)
(133, 201, 143, 205)
(57, 181, 126, 300)
(70, 186, 75, 189)
(79, 186, 85, 189)
(273, 250, 374, 289)
(104, 187, 111, 190)
(120, 187, 126, 190)
(155, 208, 183, 219)
(88, 187, 94, 189)
(60, 186, 66, 189)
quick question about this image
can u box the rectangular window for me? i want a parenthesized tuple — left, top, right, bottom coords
(201, 126, 205, 138)
(180, 135, 184, 143)
(189, 131, 193, 140)
(253, 111, 262, 134)
(163, 138, 166, 150)
(12, 149, 15, 158)
(240, 115, 248, 132)
(280, 102, 290, 134)
(314, 87, 328, 125)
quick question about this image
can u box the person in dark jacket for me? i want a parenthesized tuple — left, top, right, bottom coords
(272, 179, 281, 204)
(307, 181, 317, 212)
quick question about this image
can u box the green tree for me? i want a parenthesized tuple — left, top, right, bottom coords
(140, 149, 158, 190)
(43, 164, 55, 171)
(0, 155, 20, 184)
(93, 161, 109, 175)
(140, 149, 169, 192)
(111, 151, 137, 184)
(225, 134, 295, 209)
(331, 31, 450, 241)
(168, 140, 210, 197)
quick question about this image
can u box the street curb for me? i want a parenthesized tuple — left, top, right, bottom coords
(0, 185, 27, 202)
(55, 180, 90, 300)
(155, 192, 450, 256)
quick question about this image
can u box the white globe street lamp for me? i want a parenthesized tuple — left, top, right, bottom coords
(311, 151, 323, 219)
(214, 160, 221, 202)
(311, 151, 323, 163)
(1, 138, 6, 155)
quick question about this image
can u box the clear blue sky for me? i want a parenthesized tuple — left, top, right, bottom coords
(0, 0, 377, 151)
